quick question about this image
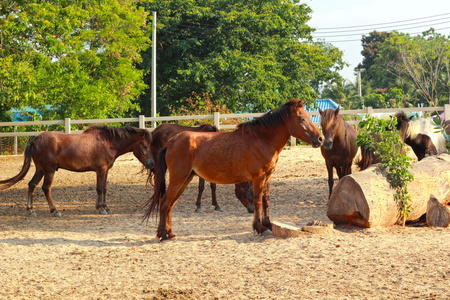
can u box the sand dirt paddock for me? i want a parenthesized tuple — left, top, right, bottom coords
(0, 146, 449, 299)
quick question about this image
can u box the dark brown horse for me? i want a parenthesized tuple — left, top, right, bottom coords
(0, 125, 155, 217)
(356, 112, 437, 170)
(143, 99, 324, 241)
(150, 123, 254, 213)
(319, 107, 357, 198)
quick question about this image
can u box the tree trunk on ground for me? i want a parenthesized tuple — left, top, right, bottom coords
(327, 153, 450, 227)
(426, 195, 450, 227)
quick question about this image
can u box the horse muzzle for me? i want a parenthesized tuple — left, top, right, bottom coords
(311, 135, 324, 148)
(323, 139, 333, 150)
(145, 159, 155, 170)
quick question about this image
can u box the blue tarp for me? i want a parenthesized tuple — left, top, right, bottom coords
(306, 99, 340, 123)
(9, 105, 53, 121)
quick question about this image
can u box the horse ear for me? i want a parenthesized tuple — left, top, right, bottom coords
(318, 108, 324, 115)
(409, 116, 414, 120)
(334, 107, 340, 116)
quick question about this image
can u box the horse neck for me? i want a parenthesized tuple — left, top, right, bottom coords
(240, 122, 291, 153)
(112, 134, 141, 156)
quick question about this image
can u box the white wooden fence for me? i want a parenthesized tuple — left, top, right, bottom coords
(1, 105, 449, 155)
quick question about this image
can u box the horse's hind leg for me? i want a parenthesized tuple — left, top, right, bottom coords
(195, 177, 205, 213)
(41, 171, 61, 217)
(27, 169, 44, 217)
(96, 170, 109, 215)
(159, 173, 195, 241)
(210, 182, 223, 212)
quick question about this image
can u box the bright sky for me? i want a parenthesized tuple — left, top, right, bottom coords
(305, 0, 450, 81)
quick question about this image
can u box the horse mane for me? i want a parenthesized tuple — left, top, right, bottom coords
(84, 125, 146, 141)
(237, 99, 302, 134)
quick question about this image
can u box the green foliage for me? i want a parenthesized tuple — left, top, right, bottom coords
(0, 1, 150, 121)
(363, 87, 404, 108)
(139, 0, 345, 115)
(432, 116, 450, 152)
(356, 115, 414, 225)
(370, 29, 450, 106)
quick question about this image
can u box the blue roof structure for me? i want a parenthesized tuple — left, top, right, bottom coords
(306, 99, 340, 123)
(9, 105, 53, 122)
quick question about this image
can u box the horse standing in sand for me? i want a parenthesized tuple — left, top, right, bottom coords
(319, 107, 357, 198)
(150, 123, 254, 213)
(0, 125, 155, 217)
(143, 99, 324, 241)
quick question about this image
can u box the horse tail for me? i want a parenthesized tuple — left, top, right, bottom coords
(142, 147, 167, 222)
(0, 138, 34, 190)
(355, 143, 374, 171)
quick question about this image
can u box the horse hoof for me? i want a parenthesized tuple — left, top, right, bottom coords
(99, 209, 108, 215)
(215, 207, 224, 212)
(159, 237, 173, 243)
(105, 208, 112, 214)
(29, 211, 37, 217)
(53, 211, 62, 218)
(261, 229, 273, 236)
(195, 209, 204, 213)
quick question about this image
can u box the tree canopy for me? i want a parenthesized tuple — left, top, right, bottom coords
(139, 0, 345, 115)
(0, 0, 150, 121)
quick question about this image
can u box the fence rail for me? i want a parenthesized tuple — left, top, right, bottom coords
(1, 105, 449, 155)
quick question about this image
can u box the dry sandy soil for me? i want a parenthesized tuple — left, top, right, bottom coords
(0, 146, 449, 299)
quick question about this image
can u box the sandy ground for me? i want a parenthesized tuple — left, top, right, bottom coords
(0, 146, 449, 299)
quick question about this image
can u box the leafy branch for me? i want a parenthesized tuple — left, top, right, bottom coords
(356, 115, 414, 225)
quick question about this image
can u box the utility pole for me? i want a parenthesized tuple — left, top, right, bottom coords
(356, 69, 363, 108)
(151, 12, 157, 128)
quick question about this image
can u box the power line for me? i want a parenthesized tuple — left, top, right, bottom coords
(314, 12, 450, 31)
(313, 16, 450, 34)
(313, 20, 450, 38)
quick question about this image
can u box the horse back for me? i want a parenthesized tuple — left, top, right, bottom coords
(164, 130, 258, 184)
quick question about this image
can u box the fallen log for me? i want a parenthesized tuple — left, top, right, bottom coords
(327, 153, 450, 227)
(426, 195, 450, 227)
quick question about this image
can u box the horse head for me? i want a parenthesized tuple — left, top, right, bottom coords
(132, 129, 155, 170)
(319, 107, 342, 150)
(287, 99, 323, 148)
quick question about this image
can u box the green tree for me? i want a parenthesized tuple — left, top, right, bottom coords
(371, 29, 450, 107)
(0, 0, 149, 121)
(357, 31, 391, 81)
(139, 0, 345, 115)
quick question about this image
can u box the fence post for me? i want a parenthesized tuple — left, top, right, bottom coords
(65, 118, 71, 134)
(139, 115, 145, 129)
(14, 126, 17, 155)
(214, 112, 220, 130)
(290, 136, 296, 147)
(444, 104, 450, 121)
(367, 107, 373, 117)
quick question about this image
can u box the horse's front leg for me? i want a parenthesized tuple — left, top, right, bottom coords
(96, 170, 109, 215)
(262, 178, 272, 231)
(252, 177, 271, 235)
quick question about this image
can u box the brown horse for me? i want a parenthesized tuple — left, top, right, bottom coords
(150, 123, 254, 213)
(356, 111, 437, 170)
(0, 125, 155, 217)
(319, 107, 357, 198)
(143, 98, 324, 241)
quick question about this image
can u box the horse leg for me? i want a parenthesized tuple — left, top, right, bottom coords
(165, 173, 196, 239)
(96, 170, 108, 215)
(158, 172, 195, 241)
(251, 177, 271, 235)
(210, 182, 222, 212)
(195, 177, 205, 213)
(27, 169, 44, 217)
(41, 171, 61, 217)
(261, 178, 272, 231)
(326, 162, 334, 199)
